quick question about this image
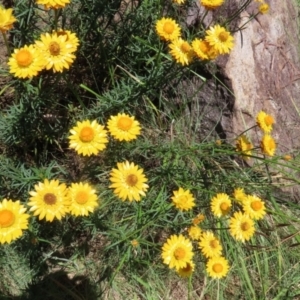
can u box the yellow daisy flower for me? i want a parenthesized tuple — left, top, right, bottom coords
(8, 45, 46, 79)
(188, 225, 202, 240)
(176, 261, 195, 278)
(35, 32, 76, 73)
(198, 231, 222, 258)
(67, 182, 98, 216)
(0, 199, 30, 244)
(192, 38, 218, 60)
(0, 7, 17, 32)
(68, 120, 108, 156)
(256, 111, 275, 133)
(206, 256, 229, 279)
(28, 179, 69, 222)
(233, 188, 247, 204)
(201, 0, 224, 10)
(169, 38, 194, 66)
(171, 187, 195, 211)
(162, 234, 194, 270)
(210, 193, 231, 217)
(242, 195, 266, 220)
(55, 29, 79, 53)
(236, 135, 253, 158)
(205, 25, 234, 54)
(107, 113, 141, 141)
(155, 17, 181, 42)
(261, 134, 276, 156)
(229, 211, 255, 242)
(131, 239, 139, 247)
(109, 161, 149, 202)
(192, 213, 205, 225)
(259, 3, 269, 14)
(36, 0, 70, 9)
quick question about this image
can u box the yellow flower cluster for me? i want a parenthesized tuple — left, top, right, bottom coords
(8, 30, 79, 78)
(235, 111, 276, 159)
(155, 1, 234, 66)
(68, 117, 146, 202)
(0, 179, 100, 243)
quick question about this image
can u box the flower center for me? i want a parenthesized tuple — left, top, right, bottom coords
(75, 191, 89, 204)
(174, 247, 186, 260)
(251, 200, 262, 211)
(163, 22, 175, 34)
(220, 202, 229, 212)
(241, 222, 250, 231)
(117, 116, 133, 131)
(16, 49, 33, 67)
(212, 263, 223, 273)
(264, 115, 274, 126)
(181, 42, 191, 53)
(0, 210, 15, 227)
(49, 41, 60, 56)
(126, 174, 138, 186)
(210, 239, 219, 249)
(219, 32, 229, 42)
(199, 41, 209, 53)
(79, 127, 95, 142)
(44, 193, 57, 205)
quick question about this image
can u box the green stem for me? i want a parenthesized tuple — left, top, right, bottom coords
(54, 9, 60, 31)
(2, 31, 11, 56)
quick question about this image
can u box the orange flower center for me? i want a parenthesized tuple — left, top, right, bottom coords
(210, 239, 219, 249)
(126, 174, 138, 186)
(241, 222, 250, 231)
(268, 139, 276, 149)
(181, 42, 191, 53)
(163, 22, 175, 34)
(79, 126, 95, 142)
(0, 209, 15, 227)
(44, 193, 57, 205)
(251, 200, 263, 211)
(212, 263, 223, 273)
(131, 239, 139, 247)
(117, 116, 133, 131)
(220, 202, 229, 212)
(16, 49, 33, 67)
(199, 41, 209, 53)
(264, 115, 274, 126)
(218, 32, 229, 42)
(174, 247, 186, 260)
(75, 191, 89, 204)
(283, 155, 292, 161)
(49, 41, 60, 56)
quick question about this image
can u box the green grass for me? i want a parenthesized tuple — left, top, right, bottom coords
(0, 0, 300, 299)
